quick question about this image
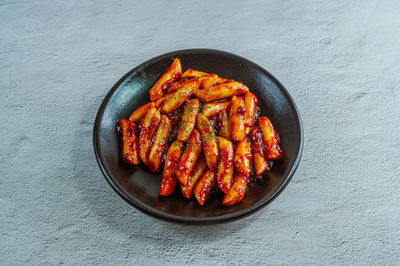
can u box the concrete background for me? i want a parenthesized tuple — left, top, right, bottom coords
(1, 0, 399, 265)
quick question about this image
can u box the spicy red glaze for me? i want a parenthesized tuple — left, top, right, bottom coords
(216, 112, 223, 128)
(222, 173, 248, 206)
(193, 169, 217, 206)
(219, 151, 233, 180)
(182, 68, 210, 78)
(236, 106, 245, 115)
(120, 60, 284, 206)
(216, 136, 234, 193)
(166, 77, 192, 94)
(148, 115, 172, 173)
(248, 127, 268, 176)
(175, 129, 202, 185)
(160, 79, 200, 114)
(197, 113, 218, 170)
(129, 102, 152, 123)
(217, 109, 230, 140)
(164, 71, 181, 90)
(248, 127, 264, 155)
(138, 106, 161, 164)
(120, 119, 139, 165)
(234, 140, 252, 178)
(149, 58, 182, 101)
(207, 116, 218, 135)
(194, 81, 249, 102)
(202, 100, 231, 118)
(181, 157, 207, 199)
(167, 106, 184, 128)
(244, 92, 258, 134)
(177, 99, 200, 141)
(160, 141, 184, 196)
(258, 116, 282, 160)
(230, 96, 246, 141)
(198, 74, 219, 89)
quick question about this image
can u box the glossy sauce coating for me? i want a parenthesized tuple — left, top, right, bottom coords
(120, 61, 283, 207)
(160, 141, 184, 196)
(182, 68, 210, 78)
(177, 99, 199, 141)
(149, 58, 182, 101)
(160, 79, 200, 114)
(129, 102, 152, 123)
(197, 113, 219, 170)
(244, 92, 258, 134)
(202, 100, 231, 118)
(165, 107, 184, 142)
(193, 169, 217, 206)
(182, 68, 228, 88)
(155, 95, 169, 108)
(175, 129, 202, 185)
(222, 173, 248, 206)
(198, 74, 219, 89)
(180, 157, 207, 199)
(234, 140, 252, 178)
(138, 105, 161, 164)
(135, 100, 166, 133)
(215, 76, 230, 85)
(258, 116, 282, 159)
(208, 116, 218, 133)
(148, 115, 172, 172)
(248, 127, 268, 176)
(216, 136, 234, 193)
(229, 96, 246, 141)
(217, 109, 230, 139)
(166, 77, 192, 94)
(120, 119, 139, 165)
(194, 81, 249, 102)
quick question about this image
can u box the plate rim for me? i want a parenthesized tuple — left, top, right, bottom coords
(93, 48, 304, 224)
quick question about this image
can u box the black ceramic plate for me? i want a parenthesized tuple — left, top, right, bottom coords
(93, 49, 303, 224)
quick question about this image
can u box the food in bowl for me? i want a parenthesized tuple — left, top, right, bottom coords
(119, 58, 281, 206)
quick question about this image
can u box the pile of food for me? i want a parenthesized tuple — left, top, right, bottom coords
(119, 58, 281, 206)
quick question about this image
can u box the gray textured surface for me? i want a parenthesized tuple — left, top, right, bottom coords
(1, 0, 400, 265)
